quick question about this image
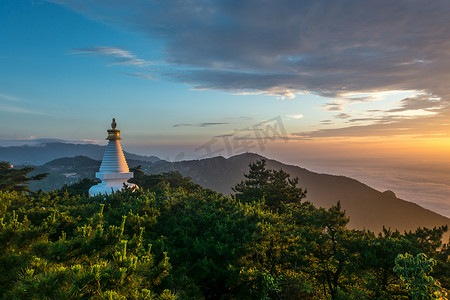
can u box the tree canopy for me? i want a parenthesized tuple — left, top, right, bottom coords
(0, 161, 448, 299)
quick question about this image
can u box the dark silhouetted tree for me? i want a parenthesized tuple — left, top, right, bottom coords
(0, 161, 48, 193)
(62, 178, 99, 196)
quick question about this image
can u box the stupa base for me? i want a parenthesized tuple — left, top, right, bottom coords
(89, 181, 137, 196)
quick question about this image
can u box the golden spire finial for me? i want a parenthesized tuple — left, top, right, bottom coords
(106, 118, 121, 140)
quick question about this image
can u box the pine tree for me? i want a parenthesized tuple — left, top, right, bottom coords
(233, 159, 306, 210)
(0, 161, 48, 193)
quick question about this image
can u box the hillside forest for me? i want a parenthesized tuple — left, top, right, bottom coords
(0, 160, 448, 299)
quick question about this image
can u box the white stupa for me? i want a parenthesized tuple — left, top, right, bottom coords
(89, 118, 137, 196)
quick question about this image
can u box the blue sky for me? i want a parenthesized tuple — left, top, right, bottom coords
(0, 1, 324, 150)
(2, 0, 450, 215)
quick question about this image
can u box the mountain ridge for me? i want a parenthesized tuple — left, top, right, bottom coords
(148, 152, 449, 239)
(0, 142, 160, 165)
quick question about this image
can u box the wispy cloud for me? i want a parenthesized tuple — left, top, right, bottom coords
(0, 92, 42, 115)
(287, 114, 304, 119)
(70, 46, 151, 67)
(122, 72, 157, 80)
(336, 113, 352, 119)
(322, 91, 413, 112)
(224, 116, 253, 121)
(0, 138, 97, 147)
(173, 122, 229, 128)
(387, 94, 444, 113)
(0, 103, 43, 115)
(0, 93, 25, 102)
(322, 101, 345, 112)
(70, 47, 133, 58)
(292, 112, 450, 138)
(0, 92, 44, 115)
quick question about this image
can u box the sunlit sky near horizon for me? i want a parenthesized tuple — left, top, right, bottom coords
(1, 1, 450, 216)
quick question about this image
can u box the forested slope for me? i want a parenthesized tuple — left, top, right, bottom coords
(0, 162, 448, 299)
(149, 153, 450, 237)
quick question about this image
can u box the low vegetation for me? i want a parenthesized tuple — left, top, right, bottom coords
(0, 160, 448, 299)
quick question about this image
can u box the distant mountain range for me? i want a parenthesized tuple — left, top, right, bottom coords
(0, 142, 160, 165)
(150, 153, 450, 238)
(1, 143, 448, 239)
